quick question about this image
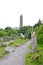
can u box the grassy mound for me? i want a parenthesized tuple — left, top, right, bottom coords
(9, 39, 28, 47)
(0, 46, 9, 59)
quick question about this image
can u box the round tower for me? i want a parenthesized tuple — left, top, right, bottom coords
(20, 15, 23, 28)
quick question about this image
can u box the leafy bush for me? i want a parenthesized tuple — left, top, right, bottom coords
(34, 24, 43, 44)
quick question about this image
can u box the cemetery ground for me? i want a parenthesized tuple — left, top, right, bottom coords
(25, 43, 43, 65)
(0, 40, 31, 65)
(0, 38, 28, 59)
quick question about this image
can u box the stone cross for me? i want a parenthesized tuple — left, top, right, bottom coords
(31, 32, 37, 53)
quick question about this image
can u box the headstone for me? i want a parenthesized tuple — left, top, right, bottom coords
(31, 32, 37, 53)
(20, 33, 25, 38)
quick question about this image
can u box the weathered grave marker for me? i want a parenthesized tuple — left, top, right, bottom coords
(31, 32, 37, 53)
(20, 33, 25, 38)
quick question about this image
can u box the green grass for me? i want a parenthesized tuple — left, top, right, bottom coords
(29, 43, 32, 49)
(0, 46, 9, 59)
(25, 44, 43, 65)
(37, 44, 43, 51)
(9, 38, 28, 47)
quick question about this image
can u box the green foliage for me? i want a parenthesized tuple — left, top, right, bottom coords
(25, 23, 43, 65)
(25, 44, 43, 65)
(19, 26, 32, 34)
(0, 26, 32, 39)
(0, 27, 18, 37)
(19, 26, 32, 39)
(34, 24, 43, 44)
(5, 26, 12, 31)
(19, 26, 27, 35)
(33, 19, 42, 28)
(7, 29, 18, 36)
(0, 30, 8, 37)
(25, 29, 31, 39)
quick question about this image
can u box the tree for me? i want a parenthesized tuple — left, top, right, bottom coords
(18, 26, 32, 39)
(0, 30, 8, 37)
(33, 19, 42, 28)
(34, 24, 43, 44)
(5, 26, 12, 32)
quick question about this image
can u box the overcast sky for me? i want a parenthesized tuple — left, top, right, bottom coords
(0, 0, 43, 28)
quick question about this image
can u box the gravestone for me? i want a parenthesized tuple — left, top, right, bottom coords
(20, 33, 25, 38)
(31, 32, 37, 53)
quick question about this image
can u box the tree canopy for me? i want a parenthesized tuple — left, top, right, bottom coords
(33, 19, 42, 28)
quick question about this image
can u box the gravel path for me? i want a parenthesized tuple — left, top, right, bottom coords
(0, 40, 31, 65)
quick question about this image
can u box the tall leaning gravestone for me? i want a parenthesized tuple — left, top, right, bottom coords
(31, 32, 37, 53)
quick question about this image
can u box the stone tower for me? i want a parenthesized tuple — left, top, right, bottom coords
(20, 15, 23, 28)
